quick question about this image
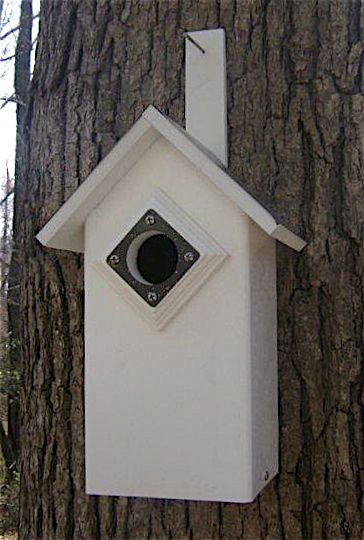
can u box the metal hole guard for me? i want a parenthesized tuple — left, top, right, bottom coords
(106, 209, 200, 306)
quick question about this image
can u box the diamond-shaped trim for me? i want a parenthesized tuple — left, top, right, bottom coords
(106, 209, 200, 306)
(91, 189, 228, 330)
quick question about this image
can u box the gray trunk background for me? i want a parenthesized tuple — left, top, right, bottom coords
(18, 1, 364, 539)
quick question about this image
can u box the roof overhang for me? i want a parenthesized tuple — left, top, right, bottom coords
(36, 105, 306, 253)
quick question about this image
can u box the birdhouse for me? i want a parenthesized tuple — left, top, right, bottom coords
(37, 29, 305, 503)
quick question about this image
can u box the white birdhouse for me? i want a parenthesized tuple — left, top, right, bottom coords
(37, 29, 305, 503)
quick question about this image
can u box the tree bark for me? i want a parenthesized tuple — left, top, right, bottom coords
(18, 1, 364, 539)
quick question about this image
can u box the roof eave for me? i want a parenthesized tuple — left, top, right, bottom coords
(143, 106, 306, 252)
(36, 116, 159, 252)
(36, 105, 306, 253)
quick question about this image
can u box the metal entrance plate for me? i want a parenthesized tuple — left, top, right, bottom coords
(106, 209, 200, 306)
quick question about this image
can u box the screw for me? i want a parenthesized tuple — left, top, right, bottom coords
(145, 214, 155, 225)
(263, 471, 270, 482)
(184, 251, 195, 262)
(147, 291, 158, 304)
(109, 254, 120, 266)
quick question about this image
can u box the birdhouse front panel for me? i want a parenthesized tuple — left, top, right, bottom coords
(84, 136, 278, 502)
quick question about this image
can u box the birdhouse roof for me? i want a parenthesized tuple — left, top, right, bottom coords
(36, 105, 306, 252)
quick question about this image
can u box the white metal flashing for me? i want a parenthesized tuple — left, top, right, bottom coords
(185, 29, 228, 167)
(36, 105, 306, 253)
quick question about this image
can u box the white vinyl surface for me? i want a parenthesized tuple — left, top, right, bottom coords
(84, 138, 278, 502)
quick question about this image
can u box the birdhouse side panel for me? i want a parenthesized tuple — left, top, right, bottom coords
(249, 222, 278, 496)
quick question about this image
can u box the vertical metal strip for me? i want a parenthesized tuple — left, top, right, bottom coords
(185, 29, 228, 167)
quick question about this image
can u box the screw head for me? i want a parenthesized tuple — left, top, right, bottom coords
(147, 291, 158, 304)
(263, 471, 270, 482)
(145, 214, 155, 225)
(184, 251, 195, 263)
(109, 254, 120, 266)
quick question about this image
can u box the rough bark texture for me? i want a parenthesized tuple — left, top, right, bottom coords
(18, 1, 364, 539)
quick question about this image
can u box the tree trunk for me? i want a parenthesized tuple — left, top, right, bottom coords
(18, 1, 364, 539)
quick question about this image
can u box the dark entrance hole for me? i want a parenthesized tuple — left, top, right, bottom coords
(137, 234, 178, 284)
